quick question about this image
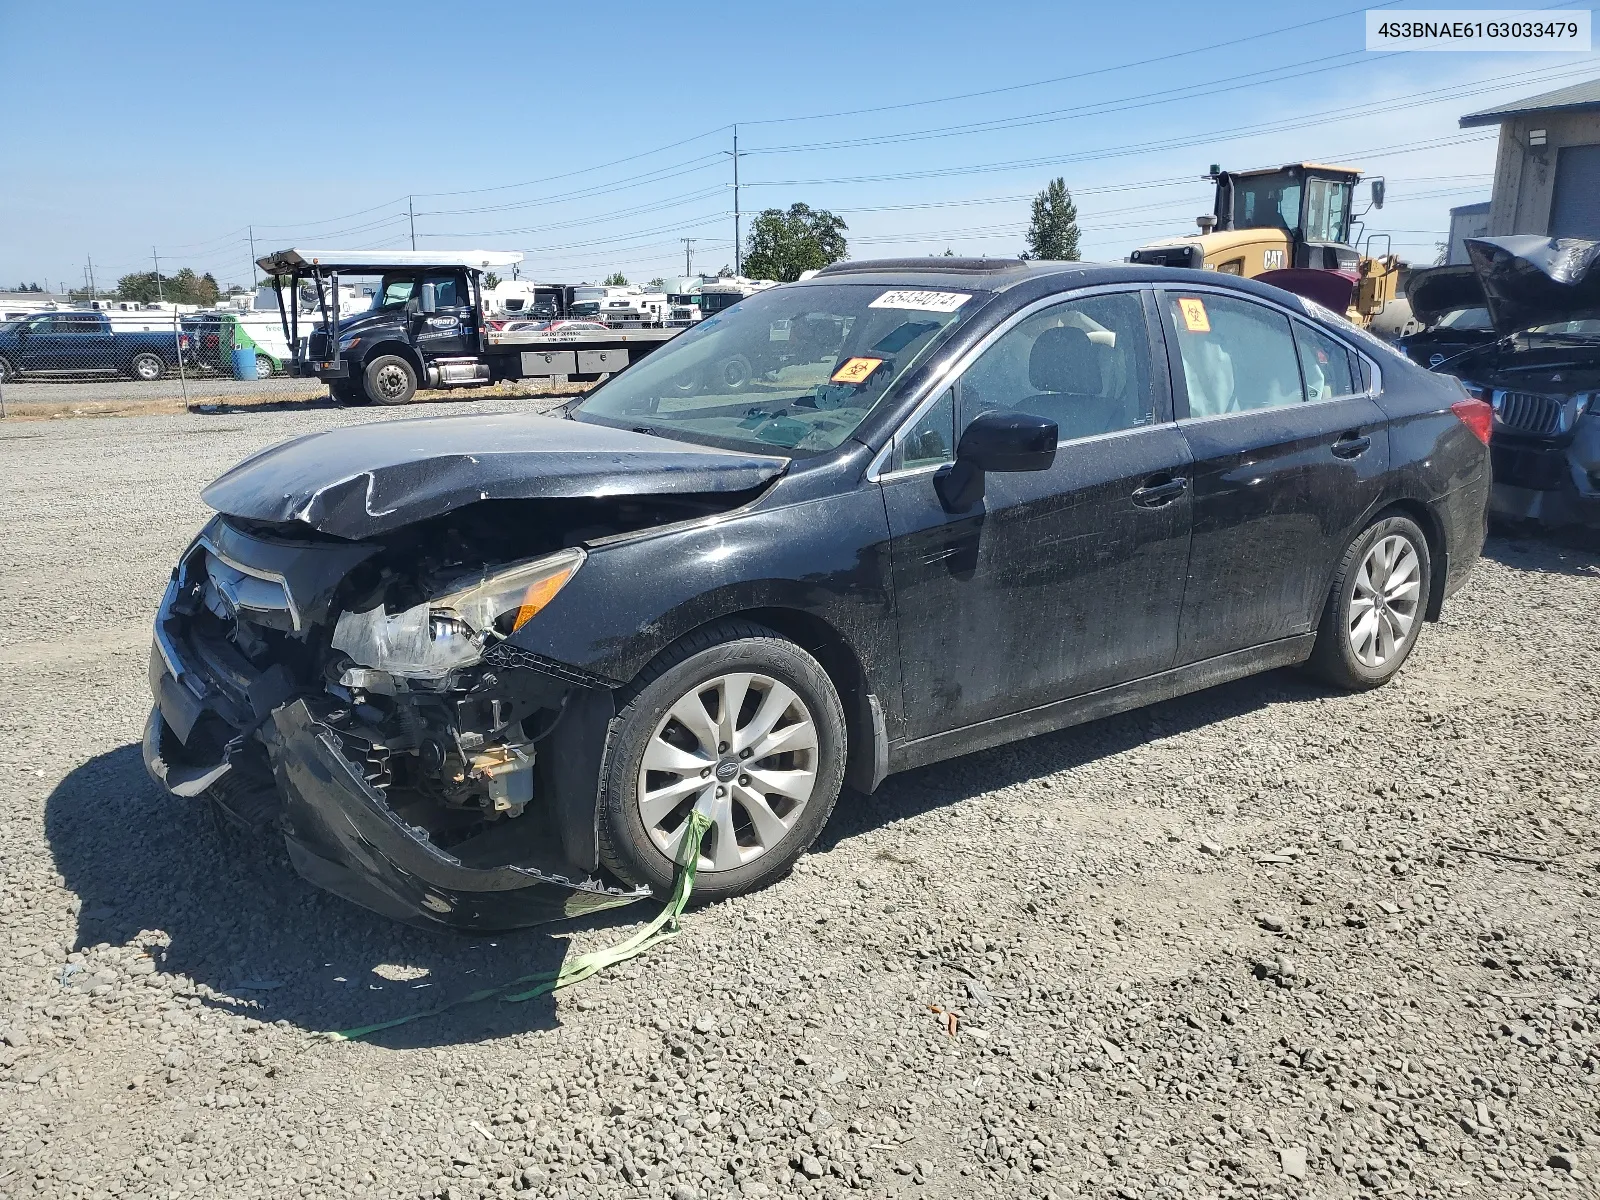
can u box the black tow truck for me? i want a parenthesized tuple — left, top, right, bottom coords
(258, 248, 685, 406)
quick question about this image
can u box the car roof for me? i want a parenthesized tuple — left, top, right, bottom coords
(799, 257, 1322, 308)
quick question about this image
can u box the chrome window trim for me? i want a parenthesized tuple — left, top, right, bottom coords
(1152, 283, 1383, 425)
(868, 283, 1155, 483)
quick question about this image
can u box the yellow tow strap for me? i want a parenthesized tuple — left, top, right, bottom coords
(320, 809, 711, 1042)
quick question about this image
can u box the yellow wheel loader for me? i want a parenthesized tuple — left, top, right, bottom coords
(1129, 163, 1401, 327)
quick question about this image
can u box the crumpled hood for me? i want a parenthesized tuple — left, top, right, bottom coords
(202, 413, 789, 539)
(1465, 235, 1600, 333)
(1404, 265, 1485, 329)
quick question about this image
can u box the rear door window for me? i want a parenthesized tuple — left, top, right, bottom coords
(1164, 292, 1304, 418)
(1292, 320, 1361, 401)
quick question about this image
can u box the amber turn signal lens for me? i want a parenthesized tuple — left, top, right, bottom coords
(509, 564, 579, 632)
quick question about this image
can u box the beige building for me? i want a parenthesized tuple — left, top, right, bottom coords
(1462, 79, 1600, 239)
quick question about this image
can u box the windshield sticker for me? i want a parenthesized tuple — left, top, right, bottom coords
(831, 357, 885, 385)
(1178, 298, 1211, 333)
(869, 290, 971, 313)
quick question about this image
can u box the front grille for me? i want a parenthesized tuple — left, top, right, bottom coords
(1493, 390, 1564, 436)
(1491, 444, 1567, 491)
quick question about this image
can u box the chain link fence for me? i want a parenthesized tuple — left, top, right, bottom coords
(0, 306, 328, 417)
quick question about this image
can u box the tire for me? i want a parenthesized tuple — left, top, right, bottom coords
(0, 355, 17, 382)
(710, 353, 753, 393)
(362, 354, 418, 405)
(598, 619, 847, 901)
(1308, 513, 1432, 691)
(128, 352, 165, 382)
(255, 354, 275, 379)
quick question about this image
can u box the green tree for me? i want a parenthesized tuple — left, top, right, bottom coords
(116, 267, 222, 305)
(742, 203, 848, 282)
(1022, 177, 1080, 261)
(484, 272, 502, 290)
(717, 264, 734, 279)
(602, 272, 629, 286)
(646, 277, 666, 290)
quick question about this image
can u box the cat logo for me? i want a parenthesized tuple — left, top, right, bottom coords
(1262, 249, 1286, 271)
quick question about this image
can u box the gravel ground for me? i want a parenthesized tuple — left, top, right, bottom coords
(1, 401, 1598, 1200)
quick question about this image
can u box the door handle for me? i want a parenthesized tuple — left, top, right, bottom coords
(1131, 476, 1188, 507)
(1332, 431, 1372, 458)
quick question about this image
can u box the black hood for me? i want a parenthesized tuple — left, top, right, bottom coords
(202, 413, 789, 540)
(1464, 235, 1600, 334)
(1404, 265, 1485, 329)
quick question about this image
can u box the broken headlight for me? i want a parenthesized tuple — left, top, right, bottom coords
(331, 548, 585, 679)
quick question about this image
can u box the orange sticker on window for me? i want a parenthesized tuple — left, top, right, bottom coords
(831, 356, 884, 385)
(1177, 297, 1210, 333)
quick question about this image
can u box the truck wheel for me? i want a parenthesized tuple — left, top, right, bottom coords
(128, 352, 165, 381)
(710, 354, 753, 393)
(255, 354, 275, 379)
(597, 619, 846, 901)
(363, 355, 417, 405)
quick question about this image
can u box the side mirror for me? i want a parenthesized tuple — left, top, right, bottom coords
(420, 283, 438, 314)
(1370, 178, 1385, 210)
(934, 409, 1057, 513)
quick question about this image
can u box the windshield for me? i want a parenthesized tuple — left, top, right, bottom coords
(699, 291, 744, 314)
(1437, 306, 1493, 331)
(574, 282, 984, 455)
(1232, 171, 1302, 234)
(374, 274, 417, 309)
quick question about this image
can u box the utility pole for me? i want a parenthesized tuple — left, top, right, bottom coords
(87, 257, 97, 303)
(408, 196, 417, 250)
(152, 247, 164, 303)
(248, 225, 258, 286)
(732, 127, 742, 277)
(681, 238, 697, 277)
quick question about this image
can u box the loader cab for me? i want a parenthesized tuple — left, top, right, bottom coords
(1215, 163, 1362, 272)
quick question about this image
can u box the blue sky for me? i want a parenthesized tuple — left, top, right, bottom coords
(1, 1, 1596, 290)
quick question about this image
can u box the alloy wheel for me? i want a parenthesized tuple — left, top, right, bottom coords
(1347, 533, 1421, 668)
(636, 671, 819, 872)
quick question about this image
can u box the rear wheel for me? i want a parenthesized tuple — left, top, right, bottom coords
(363, 354, 418, 405)
(0, 355, 16, 381)
(1308, 514, 1432, 690)
(128, 352, 165, 381)
(598, 620, 846, 900)
(255, 354, 275, 379)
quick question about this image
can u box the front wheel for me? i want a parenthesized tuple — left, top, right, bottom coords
(363, 354, 418, 405)
(598, 620, 847, 900)
(255, 354, 275, 379)
(0, 355, 17, 381)
(1308, 514, 1432, 690)
(128, 352, 165, 381)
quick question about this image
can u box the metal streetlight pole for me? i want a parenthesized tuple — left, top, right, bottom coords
(723, 127, 744, 277)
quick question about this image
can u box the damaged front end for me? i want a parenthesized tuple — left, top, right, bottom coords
(1417, 236, 1600, 530)
(143, 513, 654, 930)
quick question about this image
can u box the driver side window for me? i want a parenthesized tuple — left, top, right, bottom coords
(957, 291, 1155, 442)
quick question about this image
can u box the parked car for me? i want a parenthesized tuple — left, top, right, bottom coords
(0, 311, 189, 381)
(143, 259, 1490, 930)
(1407, 235, 1600, 530)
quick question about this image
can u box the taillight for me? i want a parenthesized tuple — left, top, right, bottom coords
(1451, 398, 1493, 445)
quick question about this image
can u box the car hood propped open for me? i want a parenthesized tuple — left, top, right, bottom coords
(202, 413, 790, 539)
(1403, 265, 1485, 329)
(1464, 235, 1600, 334)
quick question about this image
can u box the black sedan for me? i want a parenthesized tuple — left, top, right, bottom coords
(143, 259, 1491, 929)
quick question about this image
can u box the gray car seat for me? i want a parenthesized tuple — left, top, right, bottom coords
(1014, 326, 1123, 440)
